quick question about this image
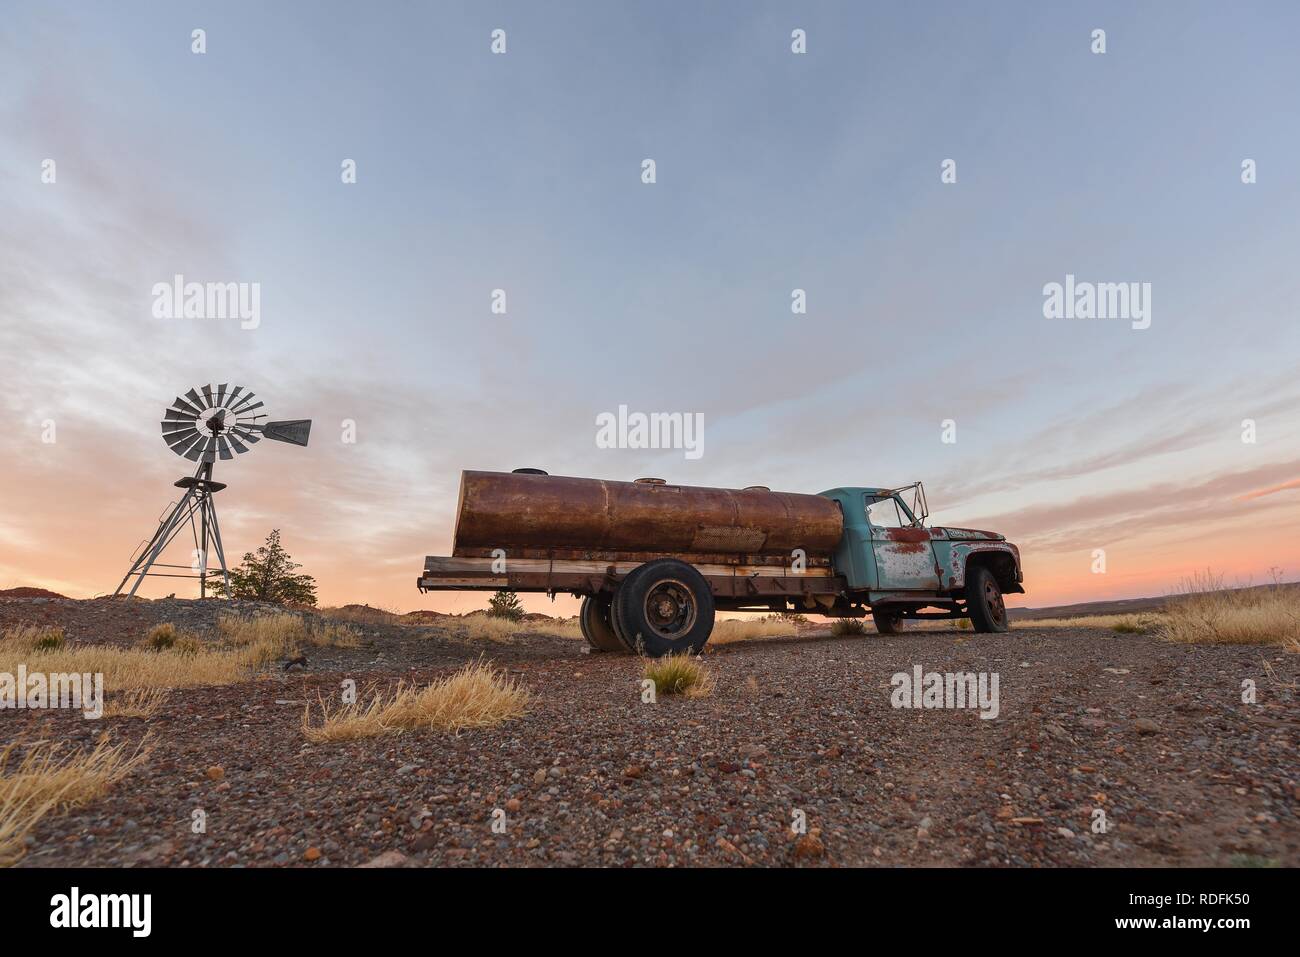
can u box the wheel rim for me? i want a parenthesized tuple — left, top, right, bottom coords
(983, 578, 1006, 625)
(642, 579, 697, 640)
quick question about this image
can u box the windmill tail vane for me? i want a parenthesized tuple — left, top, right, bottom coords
(116, 383, 311, 599)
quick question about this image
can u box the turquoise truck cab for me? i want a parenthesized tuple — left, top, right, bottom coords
(818, 483, 1023, 633)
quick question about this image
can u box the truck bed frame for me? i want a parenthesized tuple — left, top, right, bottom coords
(417, 554, 966, 617)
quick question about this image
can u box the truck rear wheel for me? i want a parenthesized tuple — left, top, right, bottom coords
(611, 559, 715, 657)
(579, 595, 626, 653)
(872, 609, 905, 634)
(965, 565, 1009, 633)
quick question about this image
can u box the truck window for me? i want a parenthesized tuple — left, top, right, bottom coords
(866, 497, 904, 528)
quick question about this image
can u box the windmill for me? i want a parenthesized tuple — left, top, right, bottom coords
(114, 384, 311, 599)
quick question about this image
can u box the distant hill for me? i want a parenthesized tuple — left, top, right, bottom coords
(1010, 580, 1300, 621)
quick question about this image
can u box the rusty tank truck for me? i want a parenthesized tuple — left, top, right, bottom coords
(417, 470, 1024, 657)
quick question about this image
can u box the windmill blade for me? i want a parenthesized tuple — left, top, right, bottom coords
(171, 435, 204, 459)
(261, 419, 312, 447)
(231, 426, 261, 445)
(165, 428, 201, 451)
(216, 435, 234, 460)
(164, 407, 198, 423)
(171, 395, 203, 417)
(185, 387, 204, 409)
(161, 421, 198, 437)
(214, 383, 229, 407)
(232, 399, 264, 416)
(226, 431, 250, 455)
(228, 391, 260, 414)
(182, 436, 209, 461)
(200, 384, 215, 407)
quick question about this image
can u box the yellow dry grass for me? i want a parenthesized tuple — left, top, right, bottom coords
(0, 613, 348, 693)
(452, 614, 582, 643)
(103, 688, 168, 719)
(642, 654, 715, 698)
(1160, 573, 1300, 647)
(319, 605, 403, 626)
(217, 612, 361, 665)
(301, 660, 531, 741)
(708, 617, 795, 645)
(0, 644, 251, 691)
(1004, 613, 1163, 633)
(0, 736, 151, 867)
(0, 624, 66, 652)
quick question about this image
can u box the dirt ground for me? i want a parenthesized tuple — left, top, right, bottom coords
(4, 597, 1297, 868)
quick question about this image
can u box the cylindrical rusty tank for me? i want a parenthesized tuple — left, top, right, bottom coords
(452, 470, 843, 557)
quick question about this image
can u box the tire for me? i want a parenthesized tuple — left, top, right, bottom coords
(965, 565, 1009, 633)
(610, 559, 715, 657)
(872, 609, 905, 635)
(579, 595, 626, 653)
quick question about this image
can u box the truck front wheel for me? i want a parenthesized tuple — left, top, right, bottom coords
(611, 559, 715, 657)
(965, 565, 1009, 633)
(579, 595, 627, 653)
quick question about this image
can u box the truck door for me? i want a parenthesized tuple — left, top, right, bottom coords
(866, 495, 941, 590)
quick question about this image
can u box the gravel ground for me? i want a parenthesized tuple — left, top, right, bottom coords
(5, 597, 1297, 868)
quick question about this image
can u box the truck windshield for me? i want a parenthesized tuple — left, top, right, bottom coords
(866, 497, 905, 528)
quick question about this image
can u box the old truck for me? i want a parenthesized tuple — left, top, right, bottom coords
(417, 470, 1024, 657)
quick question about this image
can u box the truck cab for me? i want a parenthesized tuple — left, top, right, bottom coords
(818, 482, 1023, 633)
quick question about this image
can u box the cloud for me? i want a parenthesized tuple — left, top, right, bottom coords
(1236, 478, 1300, 501)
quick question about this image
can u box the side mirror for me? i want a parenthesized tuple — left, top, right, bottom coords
(907, 483, 929, 525)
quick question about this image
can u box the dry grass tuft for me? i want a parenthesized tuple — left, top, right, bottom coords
(1160, 572, 1300, 647)
(708, 617, 795, 645)
(0, 624, 66, 652)
(217, 613, 360, 665)
(0, 736, 150, 867)
(831, 618, 866, 636)
(103, 688, 168, 719)
(452, 614, 581, 643)
(138, 622, 207, 653)
(302, 660, 530, 741)
(319, 605, 403, 627)
(643, 653, 714, 698)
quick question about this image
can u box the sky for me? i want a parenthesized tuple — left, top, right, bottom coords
(2, 1, 1298, 615)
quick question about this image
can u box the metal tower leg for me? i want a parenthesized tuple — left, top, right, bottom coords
(116, 487, 200, 598)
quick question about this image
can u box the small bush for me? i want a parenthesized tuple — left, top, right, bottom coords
(142, 623, 179, 650)
(956, 618, 971, 630)
(487, 590, 525, 621)
(831, 619, 866, 636)
(643, 654, 714, 698)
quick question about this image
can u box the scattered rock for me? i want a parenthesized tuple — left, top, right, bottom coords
(358, 850, 410, 868)
(793, 831, 825, 860)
